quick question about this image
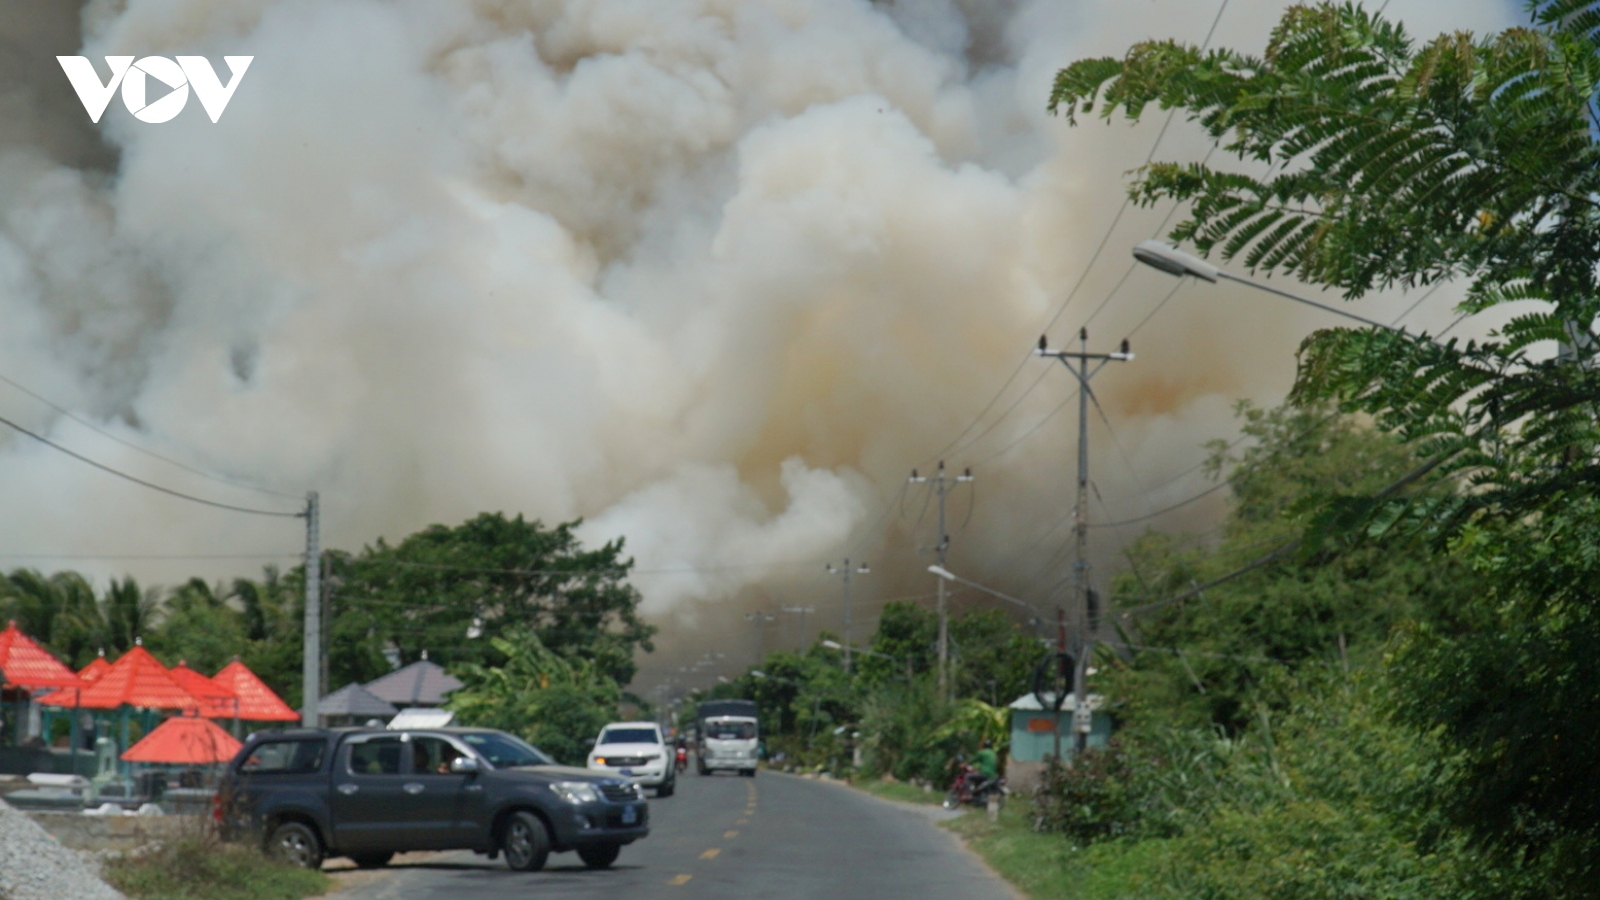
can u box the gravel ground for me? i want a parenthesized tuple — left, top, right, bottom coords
(0, 800, 125, 900)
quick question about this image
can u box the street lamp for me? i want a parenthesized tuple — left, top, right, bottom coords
(1133, 240, 1407, 334)
(926, 565, 1043, 616)
(820, 639, 912, 680)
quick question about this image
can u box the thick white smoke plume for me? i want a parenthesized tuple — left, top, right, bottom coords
(0, 0, 1517, 686)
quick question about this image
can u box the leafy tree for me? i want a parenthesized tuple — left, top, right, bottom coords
(146, 578, 247, 676)
(329, 513, 654, 686)
(448, 629, 621, 765)
(1108, 402, 1473, 733)
(229, 567, 307, 704)
(1054, 0, 1600, 868)
(862, 601, 937, 686)
(949, 609, 1042, 706)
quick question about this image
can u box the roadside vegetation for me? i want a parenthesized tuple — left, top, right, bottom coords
(101, 836, 330, 900)
(0, 512, 655, 759)
(955, 1, 1600, 897)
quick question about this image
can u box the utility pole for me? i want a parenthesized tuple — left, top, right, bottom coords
(824, 559, 870, 673)
(910, 461, 973, 698)
(780, 605, 815, 650)
(745, 611, 775, 663)
(1037, 329, 1133, 755)
(300, 491, 321, 728)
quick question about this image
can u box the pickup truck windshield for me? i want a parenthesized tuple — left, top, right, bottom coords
(599, 728, 658, 745)
(705, 721, 757, 740)
(460, 732, 556, 768)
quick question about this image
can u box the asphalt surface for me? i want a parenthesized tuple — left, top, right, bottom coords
(321, 770, 1020, 899)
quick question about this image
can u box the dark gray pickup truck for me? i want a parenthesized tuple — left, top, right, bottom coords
(218, 726, 649, 872)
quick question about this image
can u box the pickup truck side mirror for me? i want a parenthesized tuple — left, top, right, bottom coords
(449, 757, 480, 775)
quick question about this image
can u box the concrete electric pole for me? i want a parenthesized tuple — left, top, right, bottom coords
(1037, 329, 1133, 755)
(824, 559, 869, 673)
(300, 490, 321, 728)
(909, 461, 973, 698)
(780, 605, 815, 651)
(745, 610, 775, 663)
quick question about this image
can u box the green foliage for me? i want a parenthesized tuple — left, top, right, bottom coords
(102, 837, 330, 900)
(328, 513, 655, 686)
(1030, 745, 1173, 844)
(858, 676, 958, 783)
(446, 628, 621, 766)
(146, 579, 249, 675)
(1108, 402, 1472, 733)
(1054, 0, 1600, 864)
(1386, 498, 1600, 877)
(0, 512, 650, 727)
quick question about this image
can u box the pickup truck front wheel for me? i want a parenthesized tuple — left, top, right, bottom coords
(266, 821, 324, 870)
(502, 811, 551, 872)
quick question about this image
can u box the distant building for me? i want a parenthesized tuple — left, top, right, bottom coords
(1005, 691, 1113, 792)
(319, 682, 398, 726)
(362, 653, 463, 709)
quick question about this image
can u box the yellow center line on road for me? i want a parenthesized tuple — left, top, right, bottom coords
(669, 874, 692, 885)
(700, 848, 721, 860)
(735, 818, 748, 825)
(724, 830, 739, 839)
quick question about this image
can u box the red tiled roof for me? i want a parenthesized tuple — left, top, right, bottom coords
(121, 714, 243, 764)
(0, 621, 86, 690)
(79, 656, 112, 684)
(169, 663, 240, 719)
(40, 644, 198, 710)
(211, 660, 298, 721)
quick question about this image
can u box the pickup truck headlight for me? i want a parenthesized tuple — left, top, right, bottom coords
(551, 782, 602, 804)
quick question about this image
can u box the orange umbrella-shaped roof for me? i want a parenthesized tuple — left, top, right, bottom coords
(121, 714, 243, 764)
(211, 660, 298, 721)
(169, 663, 239, 719)
(0, 621, 86, 690)
(79, 654, 112, 684)
(40, 644, 198, 710)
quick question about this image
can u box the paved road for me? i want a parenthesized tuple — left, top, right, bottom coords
(323, 771, 1019, 899)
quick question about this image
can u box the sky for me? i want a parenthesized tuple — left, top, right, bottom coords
(0, 0, 1523, 692)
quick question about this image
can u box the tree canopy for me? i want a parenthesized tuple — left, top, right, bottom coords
(1053, 0, 1600, 870)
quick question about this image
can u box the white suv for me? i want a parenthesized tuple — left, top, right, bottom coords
(586, 722, 674, 797)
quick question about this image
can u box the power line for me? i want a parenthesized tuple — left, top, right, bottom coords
(0, 372, 303, 501)
(1089, 481, 1229, 528)
(973, 385, 1077, 466)
(0, 553, 298, 561)
(918, 0, 1234, 469)
(0, 412, 304, 518)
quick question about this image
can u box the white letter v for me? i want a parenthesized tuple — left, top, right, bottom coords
(57, 56, 134, 123)
(178, 56, 253, 123)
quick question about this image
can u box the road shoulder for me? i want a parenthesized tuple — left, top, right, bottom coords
(784, 772, 1028, 900)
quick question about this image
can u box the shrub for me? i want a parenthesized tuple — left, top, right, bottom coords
(102, 836, 330, 900)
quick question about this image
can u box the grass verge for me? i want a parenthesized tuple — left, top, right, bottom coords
(941, 797, 1170, 900)
(102, 837, 332, 900)
(856, 777, 945, 806)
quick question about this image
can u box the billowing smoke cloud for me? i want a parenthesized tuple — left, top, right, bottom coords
(0, 0, 1518, 688)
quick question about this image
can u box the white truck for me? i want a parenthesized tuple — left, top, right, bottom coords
(694, 700, 759, 777)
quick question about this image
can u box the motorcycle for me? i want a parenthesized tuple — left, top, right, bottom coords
(675, 745, 688, 774)
(942, 761, 1005, 811)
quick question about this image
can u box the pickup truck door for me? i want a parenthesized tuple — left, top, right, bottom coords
(329, 734, 416, 852)
(404, 735, 481, 849)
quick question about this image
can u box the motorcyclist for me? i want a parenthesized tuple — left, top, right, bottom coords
(967, 739, 1000, 796)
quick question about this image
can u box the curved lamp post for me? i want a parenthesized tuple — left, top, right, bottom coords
(1132, 240, 1411, 335)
